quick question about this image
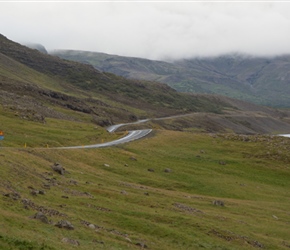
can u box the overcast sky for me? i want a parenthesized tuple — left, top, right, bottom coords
(1, 1, 290, 60)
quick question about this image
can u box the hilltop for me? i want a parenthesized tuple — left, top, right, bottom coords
(52, 50, 290, 108)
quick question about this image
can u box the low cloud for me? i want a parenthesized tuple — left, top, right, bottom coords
(1, 2, 290, 60)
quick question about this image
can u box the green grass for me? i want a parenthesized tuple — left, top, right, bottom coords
(0, 106, 122, 148)
(1, 114, 290, 250)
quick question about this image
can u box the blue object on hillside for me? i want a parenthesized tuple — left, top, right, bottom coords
(0, 136, 3, 140)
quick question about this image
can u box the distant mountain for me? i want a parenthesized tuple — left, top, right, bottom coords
(24, 43, 48, 54)
(52, 50, 290, 108)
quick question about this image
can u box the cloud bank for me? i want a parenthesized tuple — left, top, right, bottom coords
(1, 2, 290, 60)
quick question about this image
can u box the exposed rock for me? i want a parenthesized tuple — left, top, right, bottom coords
(55, 220, 74, 230)
(61, 238, 80, 246)
(212, 200, 225, 206)
(104, 164, 110, 167)
(3, 192, 21, 200)
(80, 220, 103, 230)
(130, 156, 137, 161)
(51, 163, 65, 175)
(164, 168, 172, 173)
(95, 118, 112, 127)
(174, 203, 203, 214)
(282, 241, 290, 248)
(219, 161, 227, 165)
(31, 212, 49, 224)
(136, 242, 148, 248)
(208, 229, 264, 248)
(69, 179, 78, 185)
(88, 224, 96, 229)
(22, 198, 66, 217)
(120, 190, 128, 195)
(147, 168, 155, 172)
(63, 188, 93, 198)
(30, 190, 39, 196)
(86, 203, 111, 212)
(42, 184, 51, 189)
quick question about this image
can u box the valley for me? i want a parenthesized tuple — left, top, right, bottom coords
(1, 34, 290, 249)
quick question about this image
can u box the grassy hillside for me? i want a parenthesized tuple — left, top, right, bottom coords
(1, 34, 290, 249)
(52, 50, 290, 107)
(1, 110, 290, 249)
(2, 33, 290, 135)
(1, 34, 237, 126)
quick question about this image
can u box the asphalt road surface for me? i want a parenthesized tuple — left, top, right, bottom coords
(57, 129, 152, 149)
(54, 114, 200, 149)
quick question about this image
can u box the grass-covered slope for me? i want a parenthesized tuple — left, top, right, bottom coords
(1, 34, 290, 249)
(53, 50, 290, 107)
(0, 34, 234, 125)
(2, 33, 290, 134)
(1, 121, 290, 249)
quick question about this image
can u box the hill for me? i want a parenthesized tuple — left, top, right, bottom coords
(1, 34, 290, 249)
(1, 34, 290, 135)
(52, 50, 290, 107)
(1, 121, 290, 249)
(0, 34, 235, 127)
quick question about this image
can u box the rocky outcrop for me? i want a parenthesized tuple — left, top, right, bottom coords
(51, 163, 65, 175)
(55, 220, 74, 230)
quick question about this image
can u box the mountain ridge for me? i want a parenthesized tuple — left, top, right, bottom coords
(52, 49, 290, 107)
(1, 34, 290, 135)
(0, 34, 232, 126)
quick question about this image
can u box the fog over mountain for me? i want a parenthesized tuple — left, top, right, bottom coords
(1, 2, 290, 60)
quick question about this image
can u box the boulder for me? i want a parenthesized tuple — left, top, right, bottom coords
(55, 220, 74, 230)
(3, 192, 21, 200)
(51, 163, 65, 175)
(212, 200, 225, 206)
(61, 238, 80, 246)
(88, 224, 96, 229)
(32, 212, 49, 224)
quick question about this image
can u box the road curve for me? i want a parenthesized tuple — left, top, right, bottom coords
(106, 119, 150, 133)
(54, 113, 196, 149)
(56, 128, 152, 149)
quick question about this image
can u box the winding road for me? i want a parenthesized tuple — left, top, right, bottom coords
(57, 114, 203, 149)
(57, 119, 152, 149)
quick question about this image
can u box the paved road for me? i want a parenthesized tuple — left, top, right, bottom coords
(106, 119, 149, 133)
(57, 121, 152, 149)
(55, 113, 194, 149)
